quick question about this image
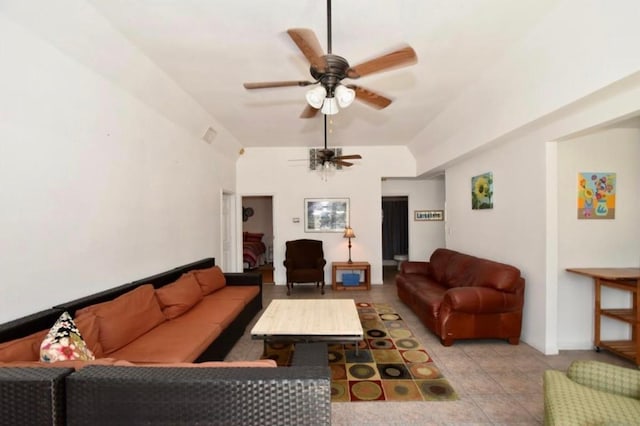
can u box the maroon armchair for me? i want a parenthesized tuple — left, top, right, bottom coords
(283, 239, 326, 296)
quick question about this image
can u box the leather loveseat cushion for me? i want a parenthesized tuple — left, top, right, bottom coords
(155, 272, 204, 319)
(193, 266, 226, 295)
(77, 284, 166, 355)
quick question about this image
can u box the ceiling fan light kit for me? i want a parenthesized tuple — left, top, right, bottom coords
(305, 86, 327, 109)
(335, 84, 355, 108)
(320, 97, 339, 115)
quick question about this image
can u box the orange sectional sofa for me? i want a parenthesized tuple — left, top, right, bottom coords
(0, 258, 262, 366)
(0, 258, 333, 424)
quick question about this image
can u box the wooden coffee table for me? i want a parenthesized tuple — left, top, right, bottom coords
(250, 299, 363, 353)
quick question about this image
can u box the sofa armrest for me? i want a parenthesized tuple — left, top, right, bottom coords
(224, 272, 261, 286)
(400, 261, 429, 275)
(567, 360, 640, 400)
(443, 286, 522, 314)
(66, 365, 330, 425)
(0, 367, 73, 426)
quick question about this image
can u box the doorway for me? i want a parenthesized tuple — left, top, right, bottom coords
(381, 196, 408, 282)
(241, 195, 274, 283)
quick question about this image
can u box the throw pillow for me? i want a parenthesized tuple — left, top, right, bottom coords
(193, 266, 226, 295)
(155, 272, 204, 319)
(243, 232, 264, 242)
(40, 311, 95, 362)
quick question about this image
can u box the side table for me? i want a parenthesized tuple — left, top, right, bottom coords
(331, 261, 371, 291)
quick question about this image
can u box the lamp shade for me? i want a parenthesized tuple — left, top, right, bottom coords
(343, 227, 355, 238)
(321, 97, 339, 115)
(305, 86, 327, 109)
(335, 85, 356, 108)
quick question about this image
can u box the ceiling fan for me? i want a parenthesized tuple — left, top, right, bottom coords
(243, 0, 418, 118)
(311, 115, 362, 169)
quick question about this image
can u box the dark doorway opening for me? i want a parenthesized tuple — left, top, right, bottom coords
(382, 196, 409, 280)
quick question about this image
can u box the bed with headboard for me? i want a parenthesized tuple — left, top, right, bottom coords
(243, 232, 266, 269)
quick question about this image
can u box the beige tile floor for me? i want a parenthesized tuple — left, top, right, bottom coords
(225, 266, 636, 425)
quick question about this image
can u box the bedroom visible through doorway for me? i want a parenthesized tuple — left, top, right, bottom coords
(241, 195, 274, 283)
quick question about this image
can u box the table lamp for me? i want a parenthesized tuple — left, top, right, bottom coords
(343, 227, 355, 264)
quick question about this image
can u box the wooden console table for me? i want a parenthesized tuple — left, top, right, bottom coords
(566, 267, 640, 365)
(332, 261, 371, 291)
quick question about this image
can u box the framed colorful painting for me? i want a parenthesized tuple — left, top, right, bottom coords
(471, 172, 493, 210)
(577, 172, 616, 219)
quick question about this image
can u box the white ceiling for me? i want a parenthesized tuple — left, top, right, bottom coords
(87, 0, 560, 150)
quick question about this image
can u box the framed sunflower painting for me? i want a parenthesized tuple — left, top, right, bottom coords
(471, 172, 493, 210)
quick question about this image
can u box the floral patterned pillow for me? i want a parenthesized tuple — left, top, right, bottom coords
(40, 311, 95, 362)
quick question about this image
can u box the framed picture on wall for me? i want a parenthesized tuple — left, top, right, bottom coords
(471, 172, 493, 209)
(304, 198, 349, 232)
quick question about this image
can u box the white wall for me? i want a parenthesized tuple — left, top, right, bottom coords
(444, 135, 548, 352)
(236, 146, 416, 285)
(412, 0, 640, 176)
(557, 126, 640, 349)
(381, 178, 446, 261)
(0, 9, 238, 322)
(443, 74, 640, 354)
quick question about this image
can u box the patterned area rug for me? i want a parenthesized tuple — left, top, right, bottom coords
(263, 302, 458, 402)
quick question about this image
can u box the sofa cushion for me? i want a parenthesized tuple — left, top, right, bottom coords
(79, 284, 166, 355)
(469, 259, 522, 292)
(155, 273, 204, 319)
(107, 317, 224, 363)
(123, 359, 277, 368)
(40, 312, 95, 362)
(188, 295, 245, 329)
(0, 329, 48, 362)
(0, 357, 123, 369)
(193, 266, 226, 295)
(211, 286, 260, 305)
(443, 253, 477, 288)
(428, 248, 457, 283)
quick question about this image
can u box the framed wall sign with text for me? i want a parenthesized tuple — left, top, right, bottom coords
(414, 210, 444, 221)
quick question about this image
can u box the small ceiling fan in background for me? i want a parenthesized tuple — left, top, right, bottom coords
(311, 115, 362, 169)
(243, 0, 418, 118)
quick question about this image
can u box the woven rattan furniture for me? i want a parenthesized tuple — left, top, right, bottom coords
(66, 343, 331, 426)
(0, 367, 73, 426)
(544, 360, 640, 425)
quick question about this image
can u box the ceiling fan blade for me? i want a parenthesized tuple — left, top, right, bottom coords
(348, 85, 393, 109)
(335, 160, 354, 167)
(300, 104, 320, 118)
(334, 154, 362, 160)
(346, 45, 417, 79)
(243, 80, 314, 89)
(287, 28, 327, 71)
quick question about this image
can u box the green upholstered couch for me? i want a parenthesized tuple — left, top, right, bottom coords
(544, 360, 640, 425)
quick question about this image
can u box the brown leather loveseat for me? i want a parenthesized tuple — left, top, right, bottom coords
(396, 248, 525, 346)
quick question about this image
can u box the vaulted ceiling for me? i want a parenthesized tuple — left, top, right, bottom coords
(87, 0, 559, 150)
